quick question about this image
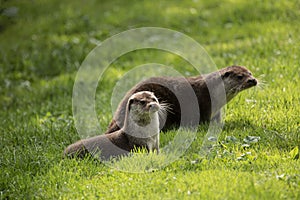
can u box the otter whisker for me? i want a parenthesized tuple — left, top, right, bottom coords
(256, 74, 267, 90)
(159, 101, 172, 108)
(159, 102, 174, 115)
(158, 109, 168, 122)
(229, 86, 238, 93)
(158, 104, 168, 119)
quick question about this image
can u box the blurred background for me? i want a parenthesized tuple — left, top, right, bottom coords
(1, 0, 299, 133)
(1, 0, 299, 138)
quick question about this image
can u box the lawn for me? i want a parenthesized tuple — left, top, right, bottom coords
(0, 0, 299, 199)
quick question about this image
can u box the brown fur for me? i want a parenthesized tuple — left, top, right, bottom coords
(106, 66, 257, 133)
(64, 91, 160, 160)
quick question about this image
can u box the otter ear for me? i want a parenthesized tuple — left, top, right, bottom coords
(128, 99, 134, 110)
(222, 71, 231, 78)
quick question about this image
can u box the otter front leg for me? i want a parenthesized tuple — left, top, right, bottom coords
(211, 110, 221, 123)
(152, 136, 160, 154)
(145, 136, 160, 154)
(155, 135, 160, 154)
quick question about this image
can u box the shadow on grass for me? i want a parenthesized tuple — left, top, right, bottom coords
(224, 118, 298, 151)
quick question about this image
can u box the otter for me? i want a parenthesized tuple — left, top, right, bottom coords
(107, 66, 257, 133)
(64, 91, 161, 160)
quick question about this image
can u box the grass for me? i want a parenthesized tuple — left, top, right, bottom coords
(1, 0, 300, 199)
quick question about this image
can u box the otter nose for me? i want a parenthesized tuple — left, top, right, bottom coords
(247, 78, 257, 85)
(148, 103, 159, 112)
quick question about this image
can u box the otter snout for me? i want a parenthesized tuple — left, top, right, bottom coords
(247, 78, 257, 86)
(148, 102, 159, 112)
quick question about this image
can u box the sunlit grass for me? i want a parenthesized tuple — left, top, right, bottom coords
(1, 0, 299, 199)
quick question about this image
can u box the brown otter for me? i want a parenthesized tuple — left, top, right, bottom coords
(64, 91, 161, 160)
(106, 66, 257, 133)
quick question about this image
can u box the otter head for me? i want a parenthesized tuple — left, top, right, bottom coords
(221, 66, 257, 101)
(127, 91, 160, 127)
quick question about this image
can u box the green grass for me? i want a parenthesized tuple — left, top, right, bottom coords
(1, 0, 300, 199)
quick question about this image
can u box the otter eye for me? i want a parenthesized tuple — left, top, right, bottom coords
(237, 75, 243, 80)
(223, 71, 231, 78)
(151, 98, 157, 102)
(139, 100, 146, 106)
